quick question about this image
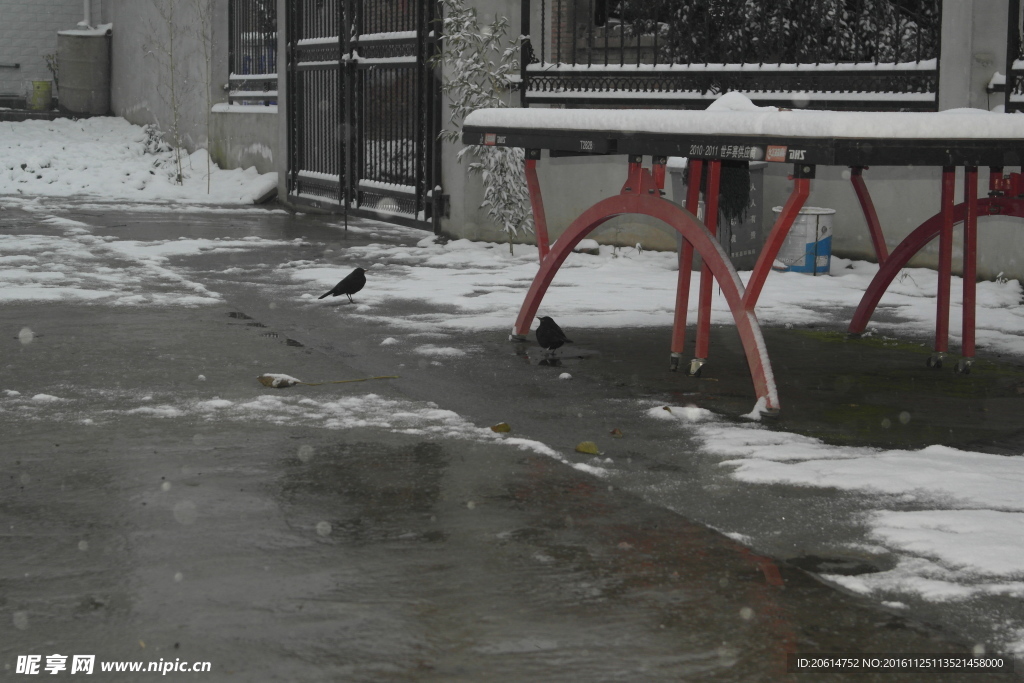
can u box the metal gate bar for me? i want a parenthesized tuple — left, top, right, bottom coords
(287, 0, 442, 230)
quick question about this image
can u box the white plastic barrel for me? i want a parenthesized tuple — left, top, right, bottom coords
(770, 206, 834, 275)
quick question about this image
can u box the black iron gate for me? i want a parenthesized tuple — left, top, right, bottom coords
(286, 0, 442, 230)
(1007, 0, 1024, 113)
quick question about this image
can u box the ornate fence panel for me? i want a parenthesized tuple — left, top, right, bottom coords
(1007, 0, 1024, 113)
(229, 0, 278, 105)
(286, 0, 443, 230)
(521, 0, 942, 110)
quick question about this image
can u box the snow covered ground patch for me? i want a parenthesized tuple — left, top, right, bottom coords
(0, 226, 295, 306)
(0, 387, 606, 478)
(290, 233, 1024, 357)
(0, 195, 300, 306)
(0, 118, 276, 204)
(652, 405, 1024, 650)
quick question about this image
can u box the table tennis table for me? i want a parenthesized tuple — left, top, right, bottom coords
(462, 105, 1024, 414)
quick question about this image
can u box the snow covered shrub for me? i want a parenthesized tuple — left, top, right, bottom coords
(436, 0, 533, 249)
(142, 124, 172, 156)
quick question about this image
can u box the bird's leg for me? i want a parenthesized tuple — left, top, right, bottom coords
(347, 294, 354, 303)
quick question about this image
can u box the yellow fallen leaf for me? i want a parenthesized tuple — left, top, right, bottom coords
(490, 422, 511, 433)
(575, 441, 600, 455)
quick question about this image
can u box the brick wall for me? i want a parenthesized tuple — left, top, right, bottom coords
(0, 0, 86, 100)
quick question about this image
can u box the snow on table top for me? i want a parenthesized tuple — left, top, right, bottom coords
(464, 96, 1024, 141)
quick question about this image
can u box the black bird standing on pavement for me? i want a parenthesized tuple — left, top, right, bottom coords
(536, 316, 573, 353)
(318, 267, 366, 302)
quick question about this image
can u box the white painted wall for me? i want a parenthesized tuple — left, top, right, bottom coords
(0, 0, 86, 100)
(100, 0, 277, 174)
(764, 160, 1024, 281)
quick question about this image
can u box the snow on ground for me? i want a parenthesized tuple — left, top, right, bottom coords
(0, 386, 607, 479)
(291, 233, 1024, 357)
(0, 117, 276, 204)
(0, 217, 296, 305)
(650, 406, 1024, 595)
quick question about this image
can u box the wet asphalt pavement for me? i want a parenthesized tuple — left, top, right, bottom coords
(2, 201, 1023, 681)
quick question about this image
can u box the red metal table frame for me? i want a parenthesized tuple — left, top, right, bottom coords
(463, 121, 1024, 414)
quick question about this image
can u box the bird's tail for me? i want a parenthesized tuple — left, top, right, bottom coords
(317, 292, 330, 300)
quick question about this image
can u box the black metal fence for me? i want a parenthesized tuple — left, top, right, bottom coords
(1007, 0, 1024, 112)
(286, 0, 442, 230)
(229, 0, 278, 105)
(521, 0, 942, 110)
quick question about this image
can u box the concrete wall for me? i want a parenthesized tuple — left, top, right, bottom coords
(763, 161, 1024, 281)
(452, 151, 678, 249)
(0, 0, 87, 100)
(210, 107, 278, 174)
(100, 0, 277, 174)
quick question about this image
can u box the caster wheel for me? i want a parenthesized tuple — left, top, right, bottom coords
(926, 355, 943, 369)
(670, 355, 681, 372)
(955, 360, 973, 375)
(690, 366, 703, 378)
(687, 359, 705, 377)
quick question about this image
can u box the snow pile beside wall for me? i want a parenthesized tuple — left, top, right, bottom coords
(0, 117, 276, 204)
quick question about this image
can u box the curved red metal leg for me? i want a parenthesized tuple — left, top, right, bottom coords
(514, 193, 780, 412)
(850, 166, 889, 264)
(513, 204, 618, 336)
(848, 196, 1024, 334)
(525, 158, 550, 261)
(743, 177, 810, 310)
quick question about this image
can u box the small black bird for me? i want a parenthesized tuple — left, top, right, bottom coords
(318, 267, 366, 302)
(536, 316, 573, 353)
